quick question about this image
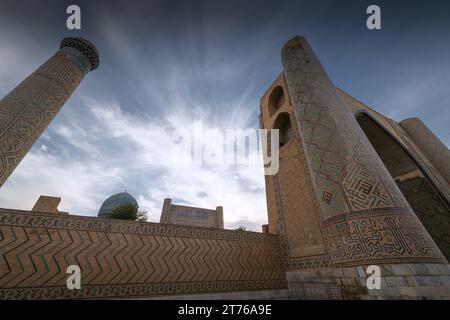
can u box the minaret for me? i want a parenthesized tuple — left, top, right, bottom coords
(400, 117, 450, 187)
(0, 37, 99, 187)
(280, 36, 445, 266)
(261, 36, 450, 299)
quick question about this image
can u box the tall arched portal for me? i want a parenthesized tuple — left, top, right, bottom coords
(259, 35, 450, 300)
(356, 112, 450, 260)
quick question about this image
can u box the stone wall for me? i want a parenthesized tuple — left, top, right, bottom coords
(335, 263, 450, 299)
(160, 198, 224, 229)
(339, 89, 450, 204)
(0, 38, 98, 188)
(260, 74, 327, 262)
(339, 88, 450, 263)
(258, 36, 450, 299)
(400, 118, 450, 187)
(0, 209, 287, 299)
(398, 177, 450, 259)
(352, 112, 450, 262)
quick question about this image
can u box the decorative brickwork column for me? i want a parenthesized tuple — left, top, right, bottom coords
(281, 36, 445, 267)
(0, 37, 99, 187)
(160, 198, 172, 223)
(400, 117, 450, 187)
(216, 206, 224, 228)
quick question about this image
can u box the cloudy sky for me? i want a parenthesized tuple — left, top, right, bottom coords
(0, 0, 449, 230)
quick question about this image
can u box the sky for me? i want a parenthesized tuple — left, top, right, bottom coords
(0, 0, 449, 230)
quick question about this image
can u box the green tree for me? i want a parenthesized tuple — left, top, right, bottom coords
(235, 226, 247, 232)
(110, 203, 138, 220)
(136, 209, 148, 222)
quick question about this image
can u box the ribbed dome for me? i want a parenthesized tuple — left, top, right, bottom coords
(98, 192, 138, 217)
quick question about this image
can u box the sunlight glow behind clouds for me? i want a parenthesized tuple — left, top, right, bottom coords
(1, 0, 449, 232)
(86, 97, 268, 229)
(0, 94, 268, 231)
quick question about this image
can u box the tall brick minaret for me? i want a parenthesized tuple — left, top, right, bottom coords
(260, 35, 450, 299)
(280, 36, 445, 266)
(0, 37, 99, 187)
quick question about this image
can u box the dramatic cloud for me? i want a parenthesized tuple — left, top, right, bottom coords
(0, 0, 449, 230)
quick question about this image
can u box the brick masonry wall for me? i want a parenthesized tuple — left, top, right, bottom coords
(340, 90, 450, 262)
(260, 74, 328, 268)
(286, 268, 342, 299)
(339, 88, 450, 206)
(286, 263, 450, 300)
(0, 40, 95, 188)
(280, 36, 445, 267)
(398, 177, 450, 260)
(0, 209, 287, 299)
(400, 118, 450, 187)
(256, 36, 450, 299)
(335, 263, 450, 300)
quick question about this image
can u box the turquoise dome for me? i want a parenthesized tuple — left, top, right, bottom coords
(98, 192, 138, 217)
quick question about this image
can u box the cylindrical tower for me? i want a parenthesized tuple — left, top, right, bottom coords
(280, 36, 445, 267)
(400, 117, 450, 186)
(0, 37, 99, 187)
(216, 206, 224, 229)
(160, 198, 173, 223)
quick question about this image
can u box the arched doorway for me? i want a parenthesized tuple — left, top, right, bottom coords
(272, 112, 292, 148)
(268, 86, 286, 117)
(356, 112, 450, 260)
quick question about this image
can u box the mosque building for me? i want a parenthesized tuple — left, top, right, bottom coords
(160, 198, 224, 229)
(97, 191, 139, 218)
(0, 36, 450, 300)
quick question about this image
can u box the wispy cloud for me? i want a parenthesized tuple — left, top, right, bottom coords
(1, 0, 449, 232)
(0, 90, 268, 231)
(85, 96, 268, 229)
(0, 149, 124, 214)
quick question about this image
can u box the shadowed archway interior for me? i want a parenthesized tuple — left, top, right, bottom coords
(356, 112, 450, 261)
(272, 112, 292, 148)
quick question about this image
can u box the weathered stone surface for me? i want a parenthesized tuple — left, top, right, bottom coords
(0, 209, 287, 299)
(280, 35, 445, 266)
(1, 35, 450, 300)
(160, 198, 224, 229)
(400, 118, 450, 187)
(258, 35, 450, 299)
(0, 38, 98, 187)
